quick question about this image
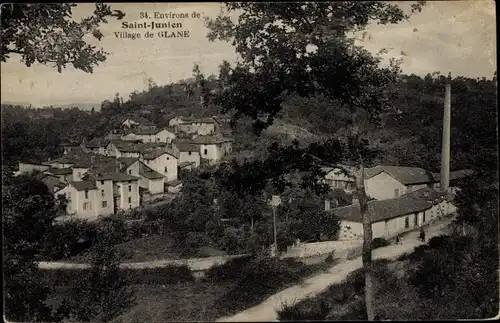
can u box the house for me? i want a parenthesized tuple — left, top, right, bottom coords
(175, 142, 201, 167)
(45, 167, 73, 183)
(170, 116, 218, 136)
(120, 158, 165, 195)
(121, 116, 156, 130)
(141, 149, 178, 182)
(165, 179, 182, 194)
(105, 140, 143, 158)
(121, 127, 176, 144)
(430, 169, 475, 194)
(189, 135, 234, 164)
(364, 166, 436, 200)
(83, 172, 141, 213)
(18, 160, 50, 174)
(322, 167, 355, 193)
(61, 142, 81, 155)
(35, 173, 66, 193)
(83, 138, 110, 155)
(55, 180, 113, 219)
(330, 188, 455, 241)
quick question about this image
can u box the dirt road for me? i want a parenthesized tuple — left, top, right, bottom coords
(215, 217, 454, 322)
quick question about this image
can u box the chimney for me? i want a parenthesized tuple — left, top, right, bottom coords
(440, 84, 451, 192)
(324, 199, 331, 211)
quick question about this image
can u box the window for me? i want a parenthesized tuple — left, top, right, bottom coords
(84, 190, 89, 199)
(78, 172, 81, 178)
(128, 169, 132, 174)
(405, 217, 409, 229)
(164, 167, 168, 173)
(167, 157, 170, 160)
(101, 180, 104, 185)
(128, 185, 131, 192)
(394, 189, 400, 197)
(102, 201, 107, 208)
(83, 202, 89, 210)
(101, 189, 105, 196)
(204, 149, 208, 155)
(423, 212, 426, 222)
(188, 151, 192, 155)
(128, 197, 131, 203)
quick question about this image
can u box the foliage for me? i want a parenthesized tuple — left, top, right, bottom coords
(2, 173, 68, 321)
(205, 255, 255, 282)
(1, 3, 112, 72)
(40, 219, 97, 260)
(68, 230, 136, 322)
(371, 237, 390, 249)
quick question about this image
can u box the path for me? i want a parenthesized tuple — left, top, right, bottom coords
(216, 217, 454, 322)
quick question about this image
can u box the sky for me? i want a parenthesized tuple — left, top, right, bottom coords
(1, 1, 496, 107)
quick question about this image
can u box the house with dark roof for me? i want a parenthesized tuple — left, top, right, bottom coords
(121, 127, 176, 144)
(175, 142, 201, 168)
(186, 135, 234, 164)
(120, 159, 166, 195)
(45, 167, 73, 182)
(363, 165, 437, 200)
(330, 188, 457, 241)
(121, 116, 155, 129)
(141, 149, 178, 182)
(82, 137, 110, 155)
(171, 116, 218, 136)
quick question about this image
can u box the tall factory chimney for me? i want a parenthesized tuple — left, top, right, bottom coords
(440, 84, 451, 192)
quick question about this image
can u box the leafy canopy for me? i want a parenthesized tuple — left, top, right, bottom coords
(1, 3, 112, 72)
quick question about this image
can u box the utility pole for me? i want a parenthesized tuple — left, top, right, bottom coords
(270, 195, 281, 257)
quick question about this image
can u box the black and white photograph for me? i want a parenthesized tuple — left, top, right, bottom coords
(1, 1, 498, 322)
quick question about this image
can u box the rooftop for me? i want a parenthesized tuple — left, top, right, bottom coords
(329, 195, 434, 223)
(138, 162, 165, 179)
(142, 148, 177, 160)
(175, 142, 199, 152)
(191, 135, 234, 145)
(70, 180, 97, 191)
(47, 167, 73, 175)
(364, 165, 435, 185)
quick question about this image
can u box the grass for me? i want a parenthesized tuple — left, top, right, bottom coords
(68, 235, 228, 263)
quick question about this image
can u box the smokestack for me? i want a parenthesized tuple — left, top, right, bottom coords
(440, 84, 451, 192)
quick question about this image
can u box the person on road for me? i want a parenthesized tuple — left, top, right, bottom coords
(419, 227, 426, 242)
(396, 235, 400, 245)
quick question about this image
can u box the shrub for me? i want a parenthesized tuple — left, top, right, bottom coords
(428, 235, 452, 249)
(205, 255, 255, 282)
(40, 265, 195, 286)
(215, 257, 316, 313)
(371, 237, 390, 249)
(278, 299, 330, 321)
(122, 265, 194, 285)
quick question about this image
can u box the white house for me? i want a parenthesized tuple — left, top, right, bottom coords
(169, 116, 218, 136)
(121, 127, 176, 144)
(175, 142, 201, 168)
(322, 166, 356, 193)
(18, 161, 50, 174)
(364, 166, 435, 200)
(105, 140, 142, 158)
(141, 149, 178, 182)
(122, 159, 165, 195)
(189, 135, 234, 164)
(55, 179, 115, 220)
(330, 187, 455, 241)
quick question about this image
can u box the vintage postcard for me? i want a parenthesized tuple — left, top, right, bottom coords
(1, 2, 498, 322)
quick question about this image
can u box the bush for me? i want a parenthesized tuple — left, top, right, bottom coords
(371, 237, 390, 249)
(205, 255, 255, 282)
(39, 265, 195, 286)
(215, 257, 316, 314)
(278, 299, 330, 321)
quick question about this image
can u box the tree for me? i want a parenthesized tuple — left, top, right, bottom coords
(205, 2, 425, 319)
(1, 3, 112, 73)
(3, 173, 67, 321)
(68, 225, 136, 322)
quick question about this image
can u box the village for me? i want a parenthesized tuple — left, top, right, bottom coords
(15, 85, 470, 245)
(3, 3, 496, 323)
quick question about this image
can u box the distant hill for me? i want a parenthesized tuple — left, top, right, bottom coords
(1, 101, 101, 111)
